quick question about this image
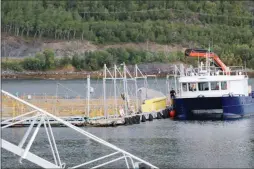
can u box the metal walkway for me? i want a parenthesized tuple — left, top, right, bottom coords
(1, 90, 158, 169)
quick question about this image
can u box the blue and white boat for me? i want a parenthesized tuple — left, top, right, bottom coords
(171, 49, 254, 120)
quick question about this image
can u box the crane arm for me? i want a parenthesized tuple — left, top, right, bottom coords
(185, 48, 229, 72)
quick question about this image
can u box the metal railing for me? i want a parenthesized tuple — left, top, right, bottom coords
(174, 64, 247, 77)
(1, 90, 158, 169)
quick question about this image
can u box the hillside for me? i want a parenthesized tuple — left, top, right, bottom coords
(1, 33, 185, 57)
(1, 0, 254, 71)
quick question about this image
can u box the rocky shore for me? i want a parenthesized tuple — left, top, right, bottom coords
(2, 63, 254, 80)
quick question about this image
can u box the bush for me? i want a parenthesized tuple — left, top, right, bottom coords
(59, 56, 72, 67)
(43, 49, 55, 69)
(2, 61, 23, 72)
(72, 54, 85, 70)
(22, 58, 44, 71)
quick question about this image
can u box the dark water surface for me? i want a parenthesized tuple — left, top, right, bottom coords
(2, 119, 254, 168)
(1, 79, 254, 168)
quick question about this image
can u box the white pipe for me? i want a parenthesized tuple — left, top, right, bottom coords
(103, 64, 107, 118)
(127, 156, 135, 168)
(1, 110, 37, 124)
(1, 90, 158, 169)
(91, 156, 125, 169)
(124, 153, 130, 169)
(114, 65, 117, 117)
(135, 65, 139, 112)
(46, 117, 62, 167)
(20, 116, 44, 162)
(18, 114, 39, 148)
(123, 63, 128, 115)
(72, 151, 120, 168)
(44, 120, 58, 166)
(87, 75, 90, 118)
(2, 114, 41, 129)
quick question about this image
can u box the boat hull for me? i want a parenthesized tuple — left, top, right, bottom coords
(172, 96, 254, 120)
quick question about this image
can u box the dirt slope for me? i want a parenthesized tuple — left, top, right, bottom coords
(1, 33, 185, 57)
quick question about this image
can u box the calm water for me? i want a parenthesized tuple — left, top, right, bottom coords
(1, 79, 254, 168)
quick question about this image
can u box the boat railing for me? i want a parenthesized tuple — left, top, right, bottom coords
(222, 93, 245, 97)
(1, 90, 158, 169)
(174, 64, 246, 77)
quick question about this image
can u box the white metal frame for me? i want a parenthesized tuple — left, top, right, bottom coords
(102, 63, 147, 119)
(1, 90, 158, 169)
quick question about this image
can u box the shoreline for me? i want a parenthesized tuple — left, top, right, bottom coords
(1, 71, 172, 80)
(2, 71, 254, 80)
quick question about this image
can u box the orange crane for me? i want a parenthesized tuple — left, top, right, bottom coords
(185, 48, 229, 73)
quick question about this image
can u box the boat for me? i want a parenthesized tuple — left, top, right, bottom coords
(170, 48, 254, 120)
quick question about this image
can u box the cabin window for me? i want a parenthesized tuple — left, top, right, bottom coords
(221, 81, 227, 90)
(182, 83, 187, 91)
(188, 82, 197, 91)
(198, 82, 209, 91)
(211, 82, 220, 90)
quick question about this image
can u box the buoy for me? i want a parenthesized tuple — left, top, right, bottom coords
(164, 109, 170, 118)
(141, 115, 146, 122)
(129, 117, 133, 125)
(162, 110, 166, 118)
(136, 115, 140, 124)
(111, 121, 117, 127)
(157, 112, 162, 119)
(124, 117, 129, 125)
(148, 114, 153, 121)
(132, 116, 137, 124)
(169, 110, 176, 118)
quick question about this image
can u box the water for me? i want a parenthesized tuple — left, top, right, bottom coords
(1, 78, 170, 98)
(1, 79, 254, 168)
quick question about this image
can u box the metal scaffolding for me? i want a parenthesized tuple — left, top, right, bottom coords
(102, 63, 147, 119)
(1, 90, 158, 169)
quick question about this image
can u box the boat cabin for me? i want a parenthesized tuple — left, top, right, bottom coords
(178, 73, 249, 98)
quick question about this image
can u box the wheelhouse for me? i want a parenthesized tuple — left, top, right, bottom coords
(174, 64, 249, 98)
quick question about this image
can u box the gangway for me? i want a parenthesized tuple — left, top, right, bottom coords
(1, 90, 158, 169)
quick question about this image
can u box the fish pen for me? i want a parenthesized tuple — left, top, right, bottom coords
(2, 63, 172, 126)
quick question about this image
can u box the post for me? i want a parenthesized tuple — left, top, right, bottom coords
(166, 75, 170, 94)
(55, 83, 59, 114)
(144, 76, 148, 100)
(114, 65, 117, 117)
(174, 66, 177, 93)
(87, 75, 90, 118)
(135, 65, 138, 113)
(123, 63, 128, 115)
(103, 64, 107, 119)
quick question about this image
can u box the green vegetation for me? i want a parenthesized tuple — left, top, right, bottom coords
(1, 1, 254, 69)
(1, 48, 184, 71)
